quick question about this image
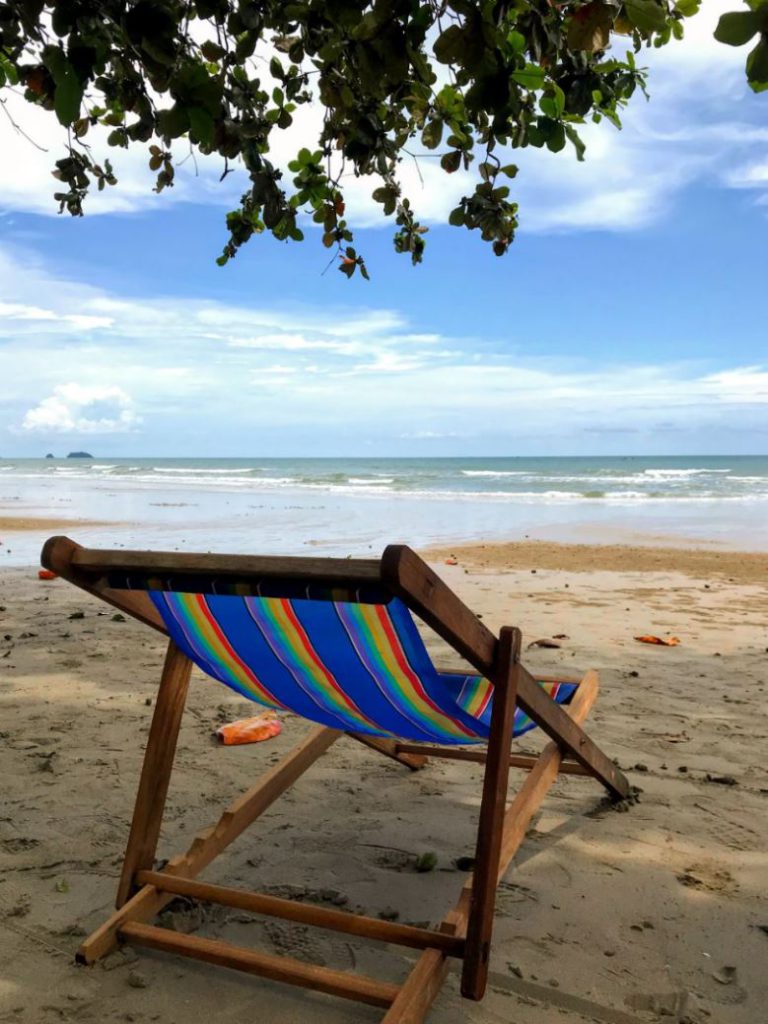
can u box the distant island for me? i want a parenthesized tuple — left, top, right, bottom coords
(66, 451, 93, 459)
(45, 453, 54, 459)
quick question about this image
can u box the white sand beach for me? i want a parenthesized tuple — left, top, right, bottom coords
(1, 540, 766, 1023)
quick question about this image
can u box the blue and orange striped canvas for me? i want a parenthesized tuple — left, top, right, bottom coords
(148, 590, 576, 744)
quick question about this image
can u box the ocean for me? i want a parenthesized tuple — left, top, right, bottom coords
(1, 455, 767, 564)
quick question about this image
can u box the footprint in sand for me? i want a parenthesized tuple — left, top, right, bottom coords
(676, 861, 738, 897)
(0, 837, 40, 854)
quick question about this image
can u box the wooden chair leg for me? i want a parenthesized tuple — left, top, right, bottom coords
(115, 640, 192, 907)
(461, 626, 520, 1000)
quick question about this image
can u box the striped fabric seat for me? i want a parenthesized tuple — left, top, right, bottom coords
(150, 590, 577, 744)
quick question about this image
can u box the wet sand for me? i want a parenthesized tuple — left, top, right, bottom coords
(1, 546, 767, 1023)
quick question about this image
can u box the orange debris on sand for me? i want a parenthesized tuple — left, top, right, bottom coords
(634, 635, 680, 646)
(38, 569, 58, 580)
(444, 557, 458, 566)
(216, 712, 282, 746)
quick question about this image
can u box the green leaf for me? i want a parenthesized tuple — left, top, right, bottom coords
(540, 83, 565, 119)
(746, 37, 768, 91)
(421, 118, 443, 149)
(107, 128, 127, 147)
(714, 11, 761, 47)
(188, 106, 214, 145)
(507, 30, 526, 53)
(565, 125, 586, 161)
(546, 122, 566, 153)
(43, 47, 82, 126)
(511, 64, 545, 90)
(157, 104, 189, 139)
(625, 0, 669, 34)
(675, 0, 701, 15)
(200, 40, 225, 61)
(0, 52, 19, 86)
(414, 852, 438, 873)
(433, 25, 464, 65)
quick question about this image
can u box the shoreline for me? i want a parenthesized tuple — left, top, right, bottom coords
(3, 455, 768, 565)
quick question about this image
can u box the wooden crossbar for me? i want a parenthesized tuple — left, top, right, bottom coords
(119, 922, 400, 1008)
(136, 871, 465, 957)
(348, 733, 428, 770)
(65, 542, 384, 586)
(394, 743, 591, 776)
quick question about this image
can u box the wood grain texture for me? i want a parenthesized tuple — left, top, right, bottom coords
(70, 543, 383, 584)
(116, 640, 192, 907)
(136, 871, 464, 956)
(347, 732, 427, 770)
(394, 743, 590, 776)
(382, 544, 498, 673)
(119, 922, 399, 1008)
(41, 535, 167, 633)
(461, 627, 520, 1000)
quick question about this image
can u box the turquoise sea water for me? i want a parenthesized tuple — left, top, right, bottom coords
(1, 455, 767, 563)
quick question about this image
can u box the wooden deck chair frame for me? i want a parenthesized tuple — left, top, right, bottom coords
(42, 535, 630, 1022)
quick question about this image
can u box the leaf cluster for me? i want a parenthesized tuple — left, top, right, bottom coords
(0, 1, 764, 277)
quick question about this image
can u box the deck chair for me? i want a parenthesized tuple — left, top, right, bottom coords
(42, 535, 630, 1022)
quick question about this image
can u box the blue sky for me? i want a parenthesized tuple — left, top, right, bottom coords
(1, 1, 766, 458)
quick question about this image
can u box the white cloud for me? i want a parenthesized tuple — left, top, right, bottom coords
(726, 158, 768, 188)
(400, 430, 466, 439)
(0, 300, 114, 331)
(20, 383, 140, 435)
(0, 91, 225, 216)
(0, 239, 765, 454)
(228, 332, 360, 355)
(0, 301, 57, 321)
(352, 351, 428, 373)
(701, 367, 768, 404)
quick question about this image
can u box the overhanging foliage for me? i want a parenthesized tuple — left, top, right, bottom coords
(1, 1, 766, 278)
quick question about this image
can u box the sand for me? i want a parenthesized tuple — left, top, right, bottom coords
(426, 539, 768, 584)
(0, 517, 110, 533)
(1, 543, 767, 1024)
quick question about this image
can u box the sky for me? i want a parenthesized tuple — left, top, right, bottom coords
(1, 2, 767, 459)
